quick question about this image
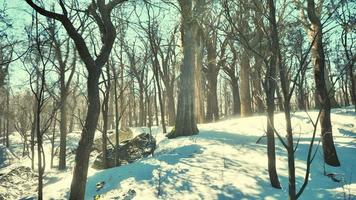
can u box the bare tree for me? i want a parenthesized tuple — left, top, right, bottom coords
(222, 0, 282, 188)
(167, 0, 206, 138)
(306, 0, 340, 167)
(46, 18, 77, 170)
(25, 0, 128, 199)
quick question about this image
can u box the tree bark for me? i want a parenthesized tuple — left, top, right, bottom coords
(101, 64, 111, 169)
(58, 85, 68, 170)
(251, 58, 265, 113)
(350, 61, 356, 112)
(268, 0, 296, 197)
(307, 0, 340, 167)
(240, 51, 252, 116)
(265, 3, 281, 187)
(205, 33, 219, 122)
(194, 31, 205, 123)
(167, 0, 199, 138)
(166, 85, 176, 125)
(139, 87, 145, 126)
(70, 71, 101, 199)
(231, 77, 241, 115)
(5, 88, 9, 148)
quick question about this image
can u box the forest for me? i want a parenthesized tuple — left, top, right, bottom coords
(0, 0, 355, 199)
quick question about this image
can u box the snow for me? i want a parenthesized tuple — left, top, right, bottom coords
(0, 107, 355, 199)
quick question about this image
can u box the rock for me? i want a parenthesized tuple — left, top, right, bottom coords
(122, 189, 136, 200)
(96, 181, 105, 191)
(92, 133, 156, 169)
(92, 129, 134, 152)
(0, 166, 36, 199)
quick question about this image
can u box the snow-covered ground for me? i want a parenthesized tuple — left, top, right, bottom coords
(1, 107, 355, 199)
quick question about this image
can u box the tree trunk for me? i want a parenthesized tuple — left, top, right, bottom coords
(276, 84, 284, 111)
(266, 103, 281, 189)
(68, 83, 79, 133)
(166, 85, 176, 126)
(206, 74, 219, 121)
(205, 34, 219, 122)
(58, 87, 68, 170)
(101, 65, 111, 169)
(101, 100, 109, 169)
(297, 75, 306, 110)
(154, 87, 159, 126)
(231, 77, 241, 115)
(51, 115, 56, 169)
(265, 13, 281, 188)
(108, 86, 115, 129)
(155, 71, 167, 132)
(324, 66, 338, 108)
(30, 98, 37, 170)
(112, 65, 121, 167)
(342, 72, 350, 106)
(269, 0, 296, 197)
(5, 89, 9, 148)
(139, 87, 145, 127)
(36, 98, 43, 200)
(69, 71, 101, 199)
(251, 63, 264, 113)
(0, 118, 2, 145)
(240, 52, 252, 117)
(128, 93, 133, 127)
(167, 1, 198, 138)
(350, 63, 356, 112)
(194, 32, 204, 123)
(307, 0, 340, 167)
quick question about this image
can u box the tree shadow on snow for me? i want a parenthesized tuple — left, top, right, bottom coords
(155, 144, 204, 165)
(85, 161, 160, 199)
(198, 130, 260, 146)
(338, 128, 356, 138)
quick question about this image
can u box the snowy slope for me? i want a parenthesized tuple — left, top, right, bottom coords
(1, 107, 355, 200)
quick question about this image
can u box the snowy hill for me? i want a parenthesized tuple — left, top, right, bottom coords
(1, 107, 355, 199)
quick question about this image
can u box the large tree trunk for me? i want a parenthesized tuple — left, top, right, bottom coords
(240, 51, 252, 117)
(167, 1, 199, 138)
(206, 74, 219, 121)
(205, 34, 219, 122)
(58, 85, 68, 170)
(251, 60, 265, 113)
(194, 32, 205, 124)
(231, 78, 241, 115)
(307, 0, 340, 167)
(69, 72, 101, 199)
(166, 85, 176, 126)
